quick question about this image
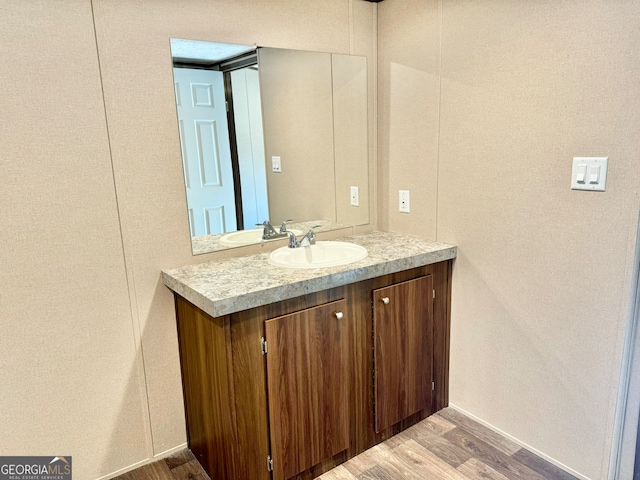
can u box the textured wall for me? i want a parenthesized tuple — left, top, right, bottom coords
(1, 1, 376, 479)
(0, 2, 150, 479)
(377, 0, 441, 239)
(259, 48, 337, 223)
(333, 54, 370, 226)
(378, 1, 640, 479)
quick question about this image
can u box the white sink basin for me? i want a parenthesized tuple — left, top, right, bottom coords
(219, 228, 302, 247)
(268, 241, 368, 269)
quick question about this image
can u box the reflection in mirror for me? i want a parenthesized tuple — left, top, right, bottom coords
(170, 39, 369, 255)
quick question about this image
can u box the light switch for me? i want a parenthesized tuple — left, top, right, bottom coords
(571, 157, 608, 191)
(576, 164, 587, 184)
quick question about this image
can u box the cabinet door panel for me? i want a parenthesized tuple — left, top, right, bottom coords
(265, 299, 350, 480)
(374, 276, 433, 432)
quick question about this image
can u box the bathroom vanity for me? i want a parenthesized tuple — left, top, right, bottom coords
(162, 231, 456, 480)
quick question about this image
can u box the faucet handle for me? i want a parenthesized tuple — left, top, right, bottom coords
(307, 225, 321, 236)
(256, 220, 277, 239)
(279, 219, 294, 233)
(287, 225, 322, 248)
(301, 225, 321, 246)
(287, 230, 299, 248)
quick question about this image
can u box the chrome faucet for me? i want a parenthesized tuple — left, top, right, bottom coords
(257, 220, 293, 240)
(287, 226, 320, 248)
(256, 220, 283, 240)
(279, 219, 293, 233)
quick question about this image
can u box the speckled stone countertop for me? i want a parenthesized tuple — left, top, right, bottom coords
(162, 231, 456, 318)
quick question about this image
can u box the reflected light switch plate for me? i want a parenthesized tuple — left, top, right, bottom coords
(272, 156, 281, 173)
(571, 157, 608, 191)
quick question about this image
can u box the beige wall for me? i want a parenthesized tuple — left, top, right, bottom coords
(377, 0, 441, 239)
(333, 54, 370, 226)
(0, 2, 151, 479)
(260, 49, 370, 227)
(1, 1, 376, 479)
(379, 1, 640, 479)
(260, 48, 337, 223)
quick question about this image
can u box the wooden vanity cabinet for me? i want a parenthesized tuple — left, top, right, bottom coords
(265, 300, 350, 480)
(173, 260, 452, 480)
(373, 276, 434, 433)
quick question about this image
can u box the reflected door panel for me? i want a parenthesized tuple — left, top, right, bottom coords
(231, 67, 269, 227)
(174, 67, 237, 236)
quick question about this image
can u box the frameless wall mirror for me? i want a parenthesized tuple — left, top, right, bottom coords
(170, 38, 370, 255)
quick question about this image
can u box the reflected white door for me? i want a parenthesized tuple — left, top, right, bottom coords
(231, 67, 269, 227)
(173, 68, 237, 236)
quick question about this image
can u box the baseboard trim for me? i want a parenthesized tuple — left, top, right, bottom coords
(448, 403, 589, 480)
(152, 442, 189, 460)
(96, 442, 188, 480)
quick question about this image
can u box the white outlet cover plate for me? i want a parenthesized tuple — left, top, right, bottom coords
(399, 190, 410, 213)
(571, 157, 608, 191)
(350, 186, 359, 206)
(272, 156, 282, 173)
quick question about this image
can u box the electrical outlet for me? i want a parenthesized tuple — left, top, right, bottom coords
(399, 190, 410, 213)
(350, 186, 359, 206)
(272, 156, 282, 173)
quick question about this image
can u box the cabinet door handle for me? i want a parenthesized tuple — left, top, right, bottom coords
(381, 297, 390, 305)
(333, 311, 344, 320)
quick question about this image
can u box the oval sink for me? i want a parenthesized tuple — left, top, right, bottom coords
(219, 228, 302, 247)
(268, 241, 368, 269)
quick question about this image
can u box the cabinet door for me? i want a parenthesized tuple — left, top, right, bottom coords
(373, 276, 433, 432)
(265, 299, 350, 480)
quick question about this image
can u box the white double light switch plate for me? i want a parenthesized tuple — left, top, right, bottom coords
(571, 157, 608, 191)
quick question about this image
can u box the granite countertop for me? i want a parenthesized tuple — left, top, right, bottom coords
(162, 230, 457, 318)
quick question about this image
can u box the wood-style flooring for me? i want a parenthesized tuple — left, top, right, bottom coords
(115, 408, 578, 480)
(112, 449, 210, 480)
(317, 408, 578, 480)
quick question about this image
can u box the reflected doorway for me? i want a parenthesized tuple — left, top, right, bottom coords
(172, 42, 268, 237)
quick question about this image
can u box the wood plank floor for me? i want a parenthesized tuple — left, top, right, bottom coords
(318, 408, 578, 480)
(116, 408, 578, 480)
(113, 449, 210, 480)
